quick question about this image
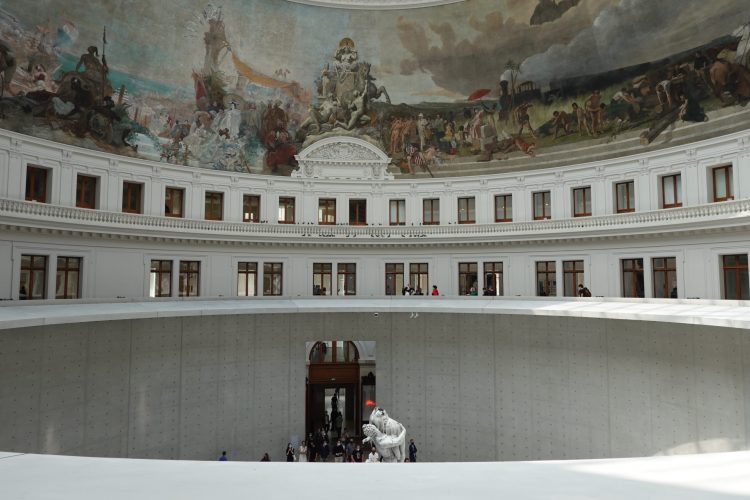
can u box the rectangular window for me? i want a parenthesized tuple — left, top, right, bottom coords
(389, 200, 406, 226)
(237, 262, 257, 297)
(278, 197, 295, 224)
(494, 195, 512, 222)
(722, 254, 749, 300)
(661, 174, 682, 208)
(423, 199, 440, 225)
(563, 260, 585, 297)
(409, 263, 428, 292)
(653, 257, 677, 299)
(533, 191, 551, 220)
(204, 192, 223, 221)
(349, 199, 367, 225)
(573, 187, 592, 217)
(25, 165, 49, 203)
(55, 256, 81, 299)
(616, 181, 635, 213)
(263, 262, 283, 296)
(385, 263, 404, 295)
(318, 198, 337, 225)
(621, 258, 645, 298)
(337, 263, 356, 295)
(458, 262, 478, 295)
(457, 197, 476, 224)
(19, 254, 47, 300)
(536, 261, 556, 296)
(712, 165, 733, 202)
(243, 195, 261, 223)
(76, 174, 97, 209)
(483, 262, 503, 296)
(165, 187, 184, 218)
(313, 263, 332, 296)
(149, 260, 172, 297)
(179, 261, 200, 297)
(122, 182, 143, 214)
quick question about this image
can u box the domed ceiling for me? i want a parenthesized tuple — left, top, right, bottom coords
(0, 0, 748, 177)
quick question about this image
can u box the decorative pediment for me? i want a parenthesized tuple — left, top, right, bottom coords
(293, 136, 394, 181)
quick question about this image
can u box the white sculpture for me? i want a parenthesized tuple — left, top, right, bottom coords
(362, 407, 406, 463)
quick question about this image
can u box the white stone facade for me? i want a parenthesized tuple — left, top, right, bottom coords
(0, 128, 749, 301)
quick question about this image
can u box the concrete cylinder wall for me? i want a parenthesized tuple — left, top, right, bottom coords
(1, 313, 749, 462)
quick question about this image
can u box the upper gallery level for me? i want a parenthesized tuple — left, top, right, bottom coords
(0, 0, 748, 179)
(1, 127, 749, 245)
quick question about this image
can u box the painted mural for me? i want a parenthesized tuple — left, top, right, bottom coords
(0, 0, 749, 177)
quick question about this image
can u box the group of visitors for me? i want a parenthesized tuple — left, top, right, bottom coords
(403, 285, 440, 296)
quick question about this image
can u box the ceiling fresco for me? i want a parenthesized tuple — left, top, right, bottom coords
(0, 0, 748, 177)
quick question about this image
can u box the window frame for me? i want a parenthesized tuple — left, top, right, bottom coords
(615, 181, 635, 213)
(572, 186, 592, 217)
(19, 254, 48, 300)
(263, 262, 283, 296)
(385, 263, 405, 295)
(457, 197, 476, 224)
(204, 191, 224, 221)
(313, 262, 332, 296)
(25, 165, 49, 203)
(178, 260, 200, 297)
(458, 262, 478, 295)
(621, 258, 645, 298)
(721, 254, 749, 300)
(165, 187, 185, 218)
(409, 263, 429, 291)
(55, 256, 81, 299)
(494, 194, 512, 222)
(149, 259, 172, 298)
(318, 198, 337, 225)
(652, 257, 677, 299)
(122, 181, 143, 214)
(536, 260, 556, 297)
(75, 174, 98, 209)
(278, 197, 295, 224)
(562, 260, 584, 297)
(712, 165, 733, 202)
(483, 262, 503, 296)
(661, 174, 682, 209)
(389, 199, 406, 226)
(423, 198, 440, 225)
(349, 199, 367, 226)
(243, 195, 261, 223)
(237, 261, 258, 297)
(337, 263, 357, 295)
(533, 191, 551, 220)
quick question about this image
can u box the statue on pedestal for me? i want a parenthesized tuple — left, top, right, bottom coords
(362, 407, 406, 463)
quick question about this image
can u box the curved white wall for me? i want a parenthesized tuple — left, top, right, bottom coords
(1, 302, 748, 462)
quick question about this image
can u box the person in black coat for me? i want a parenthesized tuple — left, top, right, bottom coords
(409, 439, 418, 462)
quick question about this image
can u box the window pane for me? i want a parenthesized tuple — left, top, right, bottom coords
(663, 177, 675, 205)
(714, 168, 727, 199)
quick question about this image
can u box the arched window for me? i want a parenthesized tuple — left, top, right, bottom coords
(309, 341, 359, 364)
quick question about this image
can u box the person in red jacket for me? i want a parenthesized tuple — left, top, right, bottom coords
(431, 285, 439, 296)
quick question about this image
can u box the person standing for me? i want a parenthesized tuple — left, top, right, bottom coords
(218, 451, 228, 461)
(409, 439, 418, 463)
(286, 443, 295, 462)
(353, 444, 363, 463)
(298, 441, 308, 462)
(321, 438, 330, 462)
(431, 285, 439, 296)
(334, 440, 345, 463)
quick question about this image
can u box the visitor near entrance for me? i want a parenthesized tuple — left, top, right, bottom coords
(409, 439, 418, 462)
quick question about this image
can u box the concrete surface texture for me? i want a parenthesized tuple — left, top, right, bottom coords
(0, 312, 749, 462)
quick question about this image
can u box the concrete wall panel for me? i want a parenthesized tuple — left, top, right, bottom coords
(1, 313, 749, 463)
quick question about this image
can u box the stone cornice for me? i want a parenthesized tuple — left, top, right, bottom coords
(284, 0, 464, 10)
(2, 197, 749, 248)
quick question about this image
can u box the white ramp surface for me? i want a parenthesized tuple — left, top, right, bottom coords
(2, 451, 750, 499)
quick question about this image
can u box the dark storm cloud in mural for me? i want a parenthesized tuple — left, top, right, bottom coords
(397, 0, 750, 91)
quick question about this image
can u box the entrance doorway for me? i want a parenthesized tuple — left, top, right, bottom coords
(306, 341, 375, 443)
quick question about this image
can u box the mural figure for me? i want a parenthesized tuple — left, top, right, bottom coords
(0, 0, 748, 178)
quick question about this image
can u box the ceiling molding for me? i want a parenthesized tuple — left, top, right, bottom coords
(284, 0, 465, 10)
